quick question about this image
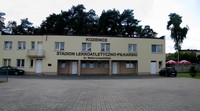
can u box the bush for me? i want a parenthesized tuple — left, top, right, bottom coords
(189, 66, 197, 77)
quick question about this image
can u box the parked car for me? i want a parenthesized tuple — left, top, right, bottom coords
(0, 66, 25, 75)
(159, 67, 177, 77)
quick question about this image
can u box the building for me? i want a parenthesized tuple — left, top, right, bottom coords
(0, 32, 165, 75)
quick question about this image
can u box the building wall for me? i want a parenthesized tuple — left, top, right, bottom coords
(0, 34, 165, 75)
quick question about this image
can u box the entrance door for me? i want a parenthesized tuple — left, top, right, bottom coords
(37, 41, 43, 56)
(112, 62, 118, 74)
(36, 60, 42, 74)
(151, 61, 157, 74)
(71, 61, 77, 74)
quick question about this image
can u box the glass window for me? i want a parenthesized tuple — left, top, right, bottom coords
(55, 42, 64, 51)
(17, 59, 25, 67)
(82, 43, 91, 52)
(60, 61, 66, 68)
(128, 44, 137, 53)
(3, 59, 11, 66)
(4, 41, 12, 50)
(89, 61, 94, 68)
(152, 45, 163, 53)
(81, 61, 87, 68)
(101, 43, 110, 52)
(31, 41, 35, 50)
(126, 61, 135, 68)
(18, 41, 26, 50)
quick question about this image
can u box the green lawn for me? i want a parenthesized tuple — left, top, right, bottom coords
(0, 81, 4, 83)
(177, 73, 200, 79)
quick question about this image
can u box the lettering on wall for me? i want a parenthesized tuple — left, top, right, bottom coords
(86, 38, 107, 42)
(56, 52, 137, 60)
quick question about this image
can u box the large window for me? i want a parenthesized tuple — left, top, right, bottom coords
(55, 42, 64, 51)
(82, 43, 91, 52)
(152, 45, 163, 53)
(101, 43, 110, 52)
(4, 41, 12, 50)
(3, 59, 11, 66)
(128, 44, 137, 53)
(17, 59, 25, 67)
(18, 41, 26, 50)
(126, 61, 136, 68)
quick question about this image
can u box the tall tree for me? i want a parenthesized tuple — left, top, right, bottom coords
(99, 9, 120, 36)
(16, 18, 34, 34)
(167, 13, 189, 61)
(120, 9, 140, 37)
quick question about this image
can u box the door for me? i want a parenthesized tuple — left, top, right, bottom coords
(36, 60, 42, 74)
(112, 62, 118, 74)
(37, 41, 43, 56)
(151, 61, 157, 74)
(71, 61, 77, 74)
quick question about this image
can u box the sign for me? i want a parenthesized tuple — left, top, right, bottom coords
(57, 52, 137, 57)
(86, 38, 107, 42)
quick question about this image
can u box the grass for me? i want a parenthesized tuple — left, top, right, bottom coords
(0, 81, 4, 83)
(177, 72, 200, 79)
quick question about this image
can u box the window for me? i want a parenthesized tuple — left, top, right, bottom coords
(60, 61, 66, 68)
(31, 41, 35, 50)
(55, 42, 64, 51)
(18, 41, 26, 50)
(4, 41, 12, 50)
(89, 61, 94, 68)
(128, 44, 137, 53)
(17, 59, 25, 67)
(101, 43, 110, 52)
(96, 61, 103, 68)
(82, 43, 91, 52)
(81, 61, 87, 68)
(3, 59, 11, 66)
(126, 61, 135, 68)
(152, 45, 163, 53)
(30, 59, 34, 67)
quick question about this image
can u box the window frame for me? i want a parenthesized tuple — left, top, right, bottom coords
(4, 41, 12, 50)
(3, 59, 11, 66)
(18, 41, 26, 50)
(128, 44, 137, 53)
(152, 44, 163, 53)
(101, 43, 110, 52)
(55, 42, 65, 51)
(82, 43, 91, 52)
(17, 59, 25, 67)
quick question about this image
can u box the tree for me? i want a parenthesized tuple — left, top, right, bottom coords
(16, 18, 34, 34)
(167, 13, 189, 61)
(120, 9, 140, 37)
(0, 12, 6, 31)
(139, 25, 157, 38)
(99, 9, 120, 36)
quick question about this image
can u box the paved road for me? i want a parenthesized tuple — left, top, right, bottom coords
(0, 75, 200, 111)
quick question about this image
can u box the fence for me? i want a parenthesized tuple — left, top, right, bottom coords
(168, 64, 200, 72)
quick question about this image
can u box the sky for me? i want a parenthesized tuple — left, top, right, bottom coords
(1, 0, 200, 53)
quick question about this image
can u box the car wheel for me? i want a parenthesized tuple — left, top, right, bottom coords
(15, 72, 18, 75)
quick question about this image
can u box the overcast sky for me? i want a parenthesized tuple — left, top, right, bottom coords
(1, 0, 200, 53)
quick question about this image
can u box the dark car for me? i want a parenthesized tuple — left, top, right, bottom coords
(159, 67, 177, 77)
(0, 66, 25, 75)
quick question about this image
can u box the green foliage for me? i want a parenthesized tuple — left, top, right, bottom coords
(167, 13, 189, 51)
(2, 4, 159, 37)
(166, 52, 197, 63)
(189, 66, 197, 77)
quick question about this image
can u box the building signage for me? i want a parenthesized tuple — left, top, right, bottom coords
(86, 38, 107, 42)
(57, 52, 136, 57)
